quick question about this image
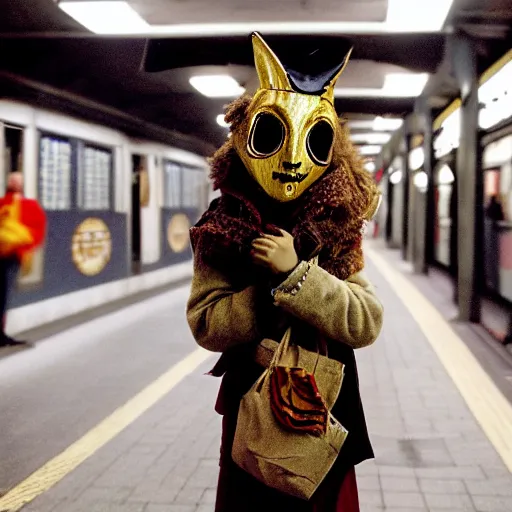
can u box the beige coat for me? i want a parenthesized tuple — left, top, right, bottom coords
(187, 253, 384, 486)
(187, 258, 383, 354)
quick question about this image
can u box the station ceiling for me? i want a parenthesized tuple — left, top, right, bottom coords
(0, 0, 510, 157)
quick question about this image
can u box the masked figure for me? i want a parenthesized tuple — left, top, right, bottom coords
(187, 32, 383, 511)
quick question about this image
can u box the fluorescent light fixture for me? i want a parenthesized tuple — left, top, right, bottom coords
(365, 161, 376, 172)
(350, 117, 403, 131)
(351, 132, 392, 144)
(216, 114, 230, 128)
(59, 1, 149, 34)
(147, 20, 450, 37)
(348, 120, 375, 130)
(88, 16, 453, 36)
(190, 75, 245, 98)
(383, 73, 429, 96)
(359, 145, 382, 156)
(437, 165, 455, 185)
(373, 116, 404, 131)
(408, 147, 425, 171)
(335, 73, 428, 98)
(386, 0, 454, 32)
(57, 0, 453, 36)
(390, 170, 403, 185)
(413, 171, 428, 191)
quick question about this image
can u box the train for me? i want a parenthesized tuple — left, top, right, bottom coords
(0, 99, 211, 335)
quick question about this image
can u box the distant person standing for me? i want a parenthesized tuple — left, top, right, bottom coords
(486, 194, 505, 223)
(0, 172, 46, 347)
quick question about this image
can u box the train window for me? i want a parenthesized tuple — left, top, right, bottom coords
(163, 160, 182, 208)
(182, 167, 204, 209)
(39, 134, 72, 211)
(78, 144, 113, 211)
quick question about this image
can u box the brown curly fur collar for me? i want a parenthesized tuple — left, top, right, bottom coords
(190, 96, 378, 282)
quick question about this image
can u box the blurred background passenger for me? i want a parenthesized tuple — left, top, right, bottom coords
(0, 172, 46, 347)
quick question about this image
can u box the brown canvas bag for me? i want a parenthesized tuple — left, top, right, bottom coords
(231, 327, 348, 500)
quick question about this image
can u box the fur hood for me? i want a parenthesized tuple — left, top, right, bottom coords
(190, 96, 379, 281)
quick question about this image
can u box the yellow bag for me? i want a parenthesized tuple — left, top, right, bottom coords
(0, 196, 34, 257)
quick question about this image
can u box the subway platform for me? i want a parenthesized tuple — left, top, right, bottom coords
(1, 241, 512, 512)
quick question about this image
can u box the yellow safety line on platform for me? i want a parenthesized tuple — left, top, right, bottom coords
(0, 347, 213, 512)
(366, 247, 512, 473)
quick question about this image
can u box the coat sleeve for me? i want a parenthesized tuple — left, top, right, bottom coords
(23, 200, 47, 249)
(272, 262, 383, 349)
(186, 259, 262, 353)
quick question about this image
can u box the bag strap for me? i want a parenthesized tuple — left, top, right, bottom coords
(269, 327, 292, 371)
(269, 325, 324, 379)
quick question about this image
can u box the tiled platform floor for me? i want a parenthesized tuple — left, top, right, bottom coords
(7, 247, 512, 512)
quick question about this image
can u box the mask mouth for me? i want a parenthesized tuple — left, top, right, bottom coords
(272, 171, 308, 184)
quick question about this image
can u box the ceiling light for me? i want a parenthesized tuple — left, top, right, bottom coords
(386, 0, 454, 32)
(59, 1, 149, 34)
(189, 75, 245, 98)
(365, 161, 376, 172)
(216, 114, 230, 128)
(351, 133, 392, 144)
(383, 73, 429, 97)
(408, 147, 425, 171)
(129, 19, 450, 37)
(359, 145, 382, 156)
(390, 171, 403, 185)
(59, 0, 454, 37)
(437, 165, 455, 185)
(373, 117, 404, 131)
(348, 120, 376, 130)
(413, 171, 428, 192)
(335, 73, 429, 98)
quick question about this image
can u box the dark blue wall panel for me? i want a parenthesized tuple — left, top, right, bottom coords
(11, 211, 128, 307)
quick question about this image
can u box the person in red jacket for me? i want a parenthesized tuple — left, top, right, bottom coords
(0, 172, 46, 347)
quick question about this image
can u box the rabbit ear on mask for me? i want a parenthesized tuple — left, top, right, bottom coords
(252, 32, 353, 105)
(232, 32, 354, 203)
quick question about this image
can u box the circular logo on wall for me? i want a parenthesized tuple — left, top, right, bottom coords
(167, 213, 190, 253)
(71, 218, 112, 276)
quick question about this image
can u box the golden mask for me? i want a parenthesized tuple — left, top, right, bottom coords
(233, 33, 352, 202)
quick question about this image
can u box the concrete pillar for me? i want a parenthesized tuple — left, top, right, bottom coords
(411, 100, 434, 274)
(451, 33, 482, 323)
(401, 135, 411, 260)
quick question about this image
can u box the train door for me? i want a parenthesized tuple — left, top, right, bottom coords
(1, 122, 24, 193)
(131, 154, 144, 274)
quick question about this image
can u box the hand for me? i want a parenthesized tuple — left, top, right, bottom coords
(251, 229, 299, 274)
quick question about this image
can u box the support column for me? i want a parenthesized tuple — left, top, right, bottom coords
(401, 134, 411, 260)
(452, 33, 482, 323)
(412, 100, 434, 274)
(385, 173, 393, 244)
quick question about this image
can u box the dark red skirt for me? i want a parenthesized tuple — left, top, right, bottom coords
(215, 415, 360, 512)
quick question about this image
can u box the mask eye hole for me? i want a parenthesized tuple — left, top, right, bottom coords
(307, 120, 334, 165)
(249, 112, 285, 157)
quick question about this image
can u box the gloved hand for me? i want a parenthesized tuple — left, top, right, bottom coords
(250, 229, 299, 275)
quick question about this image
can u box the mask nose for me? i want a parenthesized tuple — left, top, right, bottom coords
(283, 161, 302, 170)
